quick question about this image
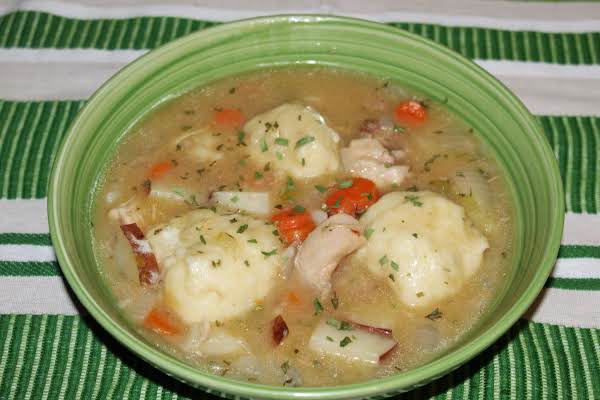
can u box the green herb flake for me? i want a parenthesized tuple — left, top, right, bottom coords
(388, 274, 395, 282)
(237, 224, 248, 234)
(331, 291, 339, 309)
(261, 249, 277, 258)
(301, 158, 306, 167)
(276, 151, 284, 160)
(315, 184, 328, 193)
(293, 205, 306, 213)
(259, 137, 268, 152)
(338, 179, 353, 189)
(331, 196, 343, 209)
(412, 233, 418, 238)
(247, 239, 258, 244)
(425, 308, 443, 321)
(172, 187, 186, 197)
(254, 171, 264, 179)
(200, 235, 207, 245)
(456, 171, 465, 177)
(339, 336, 352, 347)
(230, 195, 240, 203)
(295, 136, 315, 149)
(393, 124, 405, 134)
(263, 162, 271, 171)
(390, 261, 399, 271)
(313, 298, 324, 315)
(244, 260, 250, 267)
(360, 192, 373, 200)
(274, 137, 289, 146)
(286, 176, 296, 192)
(404, 195, 423, 207)
(211, 259, 222, 268)
(280, 361, 290, 374)
(416, 291, 425, 298)
(364, 228, 375, 240)
(379, 254, 389, 266)
(326, 336, 334, 342)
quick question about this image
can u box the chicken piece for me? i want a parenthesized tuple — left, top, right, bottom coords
(108, 196, 144, 226)
(294, 213, 366, 295)
(341, 138, 409, 189)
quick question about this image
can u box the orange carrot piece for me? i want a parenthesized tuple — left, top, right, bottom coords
(324, 177, 380, 217)
(394, 100, 428, 125)
(143, 308, 182, 336)
(148, 161, 173, 179)
(271, 208, 316, 245)
(214, 108, 245, 128)
(286, 292, 301, 305)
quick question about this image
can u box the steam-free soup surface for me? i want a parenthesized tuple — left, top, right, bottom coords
(94, 68, 513, 386)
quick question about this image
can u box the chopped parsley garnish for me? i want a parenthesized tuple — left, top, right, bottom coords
(189, 194, 200, 207)
(259, 137, 268, 152)
(261, 249, 277, 258)
(286, 176, 296, 192)
(393, 124, 405, 134)
(404, 195, 423, 207)
(200, 234, 207, 245)
(244, 260, 250, 267)
(326, 319, 353, 331)
(254, 171, 264, 179)
(425, 308, 443, 321)
(276, 151, 284, 160)
(313, 298, 324, 315)
(331, 291, 339, 309)
(263, 162, 271, 171)
(216, 144, 224, 151)
(230, 195, 239, 203)
(247, 239, 258, 244)
(295, 135, 315, 149)
(379, 254, 389, 266)
(388, 274, 395, 282)
(280, 361, 290, 374)
(338, 179, 353, 189)
(315, 184, 328, 193)
(364, 228, 375, 239)
(229, 218, 237, 223)
(301, 158, 306, 166)
(172, 187, 186, 197)
(274, 137, 289, 146)
(237, 224, 248, 234)
(293, 205, 306, 213)
(416, 291, 425, 298)
(339, 337, 352, 347)
(361, 192, 373, 200)
(211, 259, 222, 268)
(412, 233, 418, 238)
(331, 196, 343, 209)
(456, 171, 465, 177)
(326, 336, 334, 342)
(390, 261, 399, 271)
(423, 154, 441, 172)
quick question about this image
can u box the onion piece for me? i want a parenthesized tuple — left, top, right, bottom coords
(211, 191, 271, 215)
(272, 315, 289, 345)
(308, 319, 397, 364)
(452, 169, 492, 208)
(120, 223, 160, 287)
(191, 329, 249, 356)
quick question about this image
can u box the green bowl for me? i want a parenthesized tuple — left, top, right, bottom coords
(48, 15, 563, 399)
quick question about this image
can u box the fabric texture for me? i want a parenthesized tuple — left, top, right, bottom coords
(0, 1, 599, 399)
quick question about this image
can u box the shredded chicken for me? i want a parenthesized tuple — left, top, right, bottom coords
(294, 213, 366, 295)
(108, 196, 143, 226)
(341, 138, 409, 189)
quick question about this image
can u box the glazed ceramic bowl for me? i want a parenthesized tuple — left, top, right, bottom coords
(48, 15, 563, 399)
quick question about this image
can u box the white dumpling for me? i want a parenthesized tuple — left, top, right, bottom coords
(147, 209, 283, 323)
(244, 103, 341, 178)
(356, 191, 488, 307)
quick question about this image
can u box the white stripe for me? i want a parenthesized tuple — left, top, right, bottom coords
(563, 213, 600, 246)
(0, 276, 78, 315)
(552, 258, 600, 279)
(0, 199, 48, 233)
(1, 49, 600, 116)
(0, 245, 56, 262)
(1, 0, 600, 32)
(525, 287, 600, 329)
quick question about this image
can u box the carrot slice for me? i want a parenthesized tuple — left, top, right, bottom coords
(148, 161, 173, 179)
(144, 308, 182, 336)
(214, 108, 245, 128)
(120, 223, 160, 287)
(324, 177, 379, 217)
(394, 100, 428, 125)
(286, 292, 301, 305)
(271, 208, 316, 245)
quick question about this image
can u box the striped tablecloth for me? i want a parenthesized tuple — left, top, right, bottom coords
(0, 1, 599, 398)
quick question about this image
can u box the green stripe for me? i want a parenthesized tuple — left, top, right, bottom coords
(558, 245, 600, 258)
(0, 100, 598, 213)
(0, 261, 60, 276)
(546, 277, 600, 290)
(0, 315, 598, 399)
(0, 11, 599, 65)
(0, 233, 51, 246)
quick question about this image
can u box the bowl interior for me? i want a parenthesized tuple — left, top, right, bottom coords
(48, 15, 563, 399)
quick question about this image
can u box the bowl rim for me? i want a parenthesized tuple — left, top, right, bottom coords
(48, 13, 564, 399)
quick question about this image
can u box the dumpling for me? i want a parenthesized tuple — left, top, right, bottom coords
(356, 191, 488, 307)
(244, 103, 341, 178)
(146, 209, 283, 323)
